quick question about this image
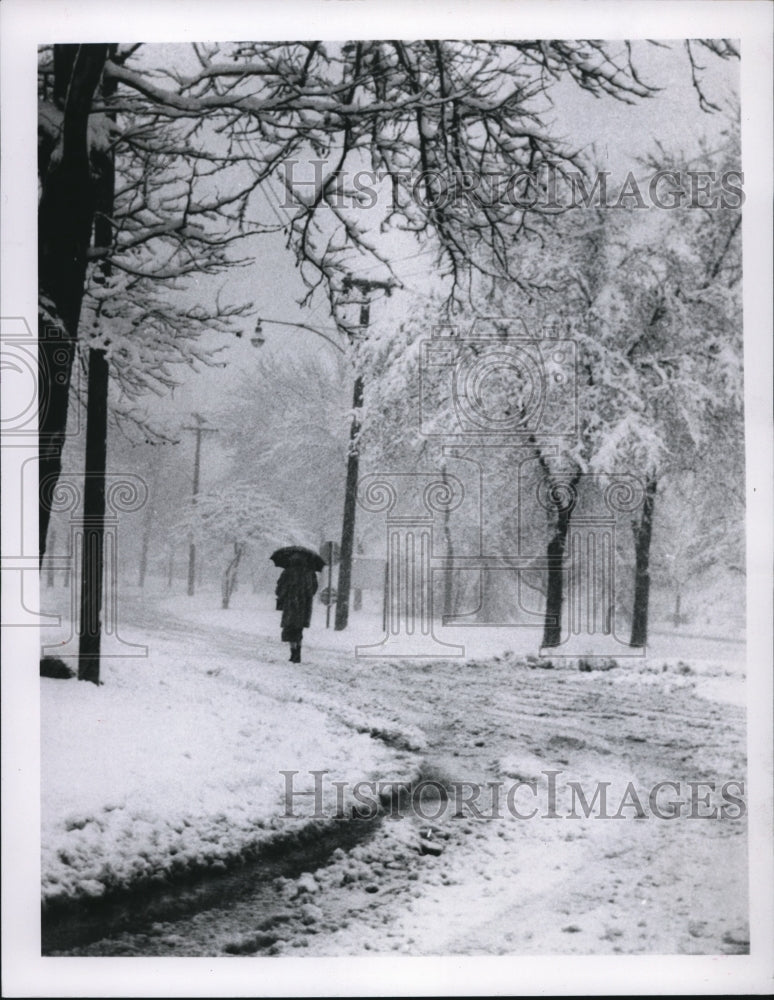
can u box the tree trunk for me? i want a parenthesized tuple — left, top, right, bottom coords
(541, 475, 580, 648)
(138, 515, 151, 589)
(673, 587, 682, 628)
(186, 419, 212, 597)
(46, 530, 56, 588)
(480, 570, 495, 621)
(441, 463, 454, 619)
(542, 514, 571, 647)
(630, 476, 658, 648)
(222, 542, 244, 609)
(39, 44, 108, 563)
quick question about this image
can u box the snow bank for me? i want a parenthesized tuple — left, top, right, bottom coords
(41, 636, 420, 907)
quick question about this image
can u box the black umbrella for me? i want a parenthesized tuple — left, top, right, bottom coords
(270, 545, 326, 572)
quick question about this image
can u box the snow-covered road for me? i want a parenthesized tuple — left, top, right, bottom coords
(42, 590, 748, 956)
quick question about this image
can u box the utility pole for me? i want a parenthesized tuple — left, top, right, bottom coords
(183, 414, 218, 596)
(334, 276, 393, 631)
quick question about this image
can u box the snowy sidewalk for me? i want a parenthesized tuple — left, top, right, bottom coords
(41, 596, 422, 908)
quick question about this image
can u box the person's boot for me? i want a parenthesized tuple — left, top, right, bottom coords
(288, 644, 296, 662)
(291, 644, 301, 663)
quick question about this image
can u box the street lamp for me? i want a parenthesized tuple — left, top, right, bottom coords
(330, 277, 395, 631)
(251, 316, 346, 355)
(253, 278, 394, 632)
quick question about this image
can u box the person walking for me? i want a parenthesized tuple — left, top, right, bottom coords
(274, 551, 320, 663)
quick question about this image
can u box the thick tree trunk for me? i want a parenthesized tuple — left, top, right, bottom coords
(77, 51, 116, 685)
(541, 475, 580, 648)
(630, 476, 658, 648)
(541, 508, 572, 647)
(39, 44, 108, 562)
(77, 349, 108, 684)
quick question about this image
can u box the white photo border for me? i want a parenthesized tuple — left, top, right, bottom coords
(2, 1, 772, 995)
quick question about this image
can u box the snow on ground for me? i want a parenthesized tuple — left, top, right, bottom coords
(158, 586, 746, 684)
(41, 595, 422, 907)
(40, 577, 747, 957)
(46, 598, 748, 957)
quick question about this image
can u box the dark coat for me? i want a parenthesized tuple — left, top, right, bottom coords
(275, 565, 318, 640)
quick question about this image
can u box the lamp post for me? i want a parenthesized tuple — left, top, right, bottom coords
(251, 316, 345, 355)
(253, 279, 394, 632)
(333, 276, 394, 631)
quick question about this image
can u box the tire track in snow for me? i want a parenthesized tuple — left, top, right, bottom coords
(51, 599, 747, 955)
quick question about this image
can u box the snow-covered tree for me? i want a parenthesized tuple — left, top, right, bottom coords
(651, 469, 744, 628)
(496, 128, 744, 646)
(218, 349, 352, 547)
(174, 484, 310, 609)
(596, 147, 741, 644)
(37, 39, 739, 561)
(38, 44, 251, 555)
(358, 116, 743, 649)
